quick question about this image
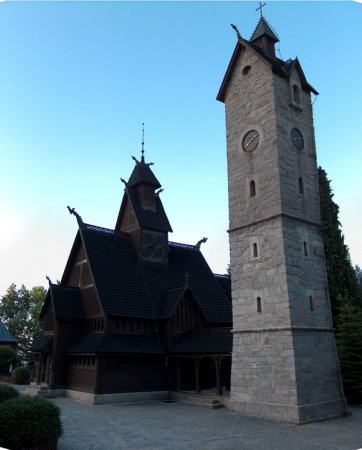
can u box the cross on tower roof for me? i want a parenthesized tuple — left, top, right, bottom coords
(141, 122, 145, 162)
(256, 2, 266, 18)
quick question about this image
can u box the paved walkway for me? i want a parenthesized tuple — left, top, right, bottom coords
(53, 397, 362, 450)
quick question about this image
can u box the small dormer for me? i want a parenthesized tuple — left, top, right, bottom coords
(115, 150, 173, 265)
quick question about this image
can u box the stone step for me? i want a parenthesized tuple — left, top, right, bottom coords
(24, 383, 55, 398)
(170, 392, 225, 409)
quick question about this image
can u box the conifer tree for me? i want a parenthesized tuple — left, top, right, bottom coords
(335, 300, 362, 403)
(318, 167, 360, 320)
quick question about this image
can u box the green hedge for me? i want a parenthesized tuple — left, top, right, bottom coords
(0, 382, 19, 403)
(0, 395, 62, 450)
(12, 366, 32, 384)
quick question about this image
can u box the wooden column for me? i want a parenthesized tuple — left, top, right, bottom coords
(176, 361, 181, 392)
(45, 352, 51, 386)
(194, 357, 201, 393)
(38, 354, 43, 385)
(213, 356, 223, 396)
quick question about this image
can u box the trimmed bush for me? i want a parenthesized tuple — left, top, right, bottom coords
(0, 395, 62, 450)
(0, 382, 19, 403)
(12, 365, 32, 384)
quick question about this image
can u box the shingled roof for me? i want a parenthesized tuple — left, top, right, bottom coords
(32, 335, 52, 352)
(40, 284, 85, 320)
(0, 319, 17, 344)
(67, 333, 164, 354)
(51, 285, 85, 319)
(171, 328, 232, 354)
(126, 187, 172, 232)
(250, 16, 279, 43)
(77, 226, 231, 323)
(127, 158, 161, 189)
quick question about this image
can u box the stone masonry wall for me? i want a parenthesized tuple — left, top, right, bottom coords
(224, 40, 346, 422)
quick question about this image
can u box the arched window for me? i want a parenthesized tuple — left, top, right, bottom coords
(257, 297, 262, 313)
(298, 177, 304, 195)
(250, 180, 256, 197)
(293, 85, 301, 104)
(253, 243, 258, 258)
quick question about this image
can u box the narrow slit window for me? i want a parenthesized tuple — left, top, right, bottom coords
(253, 243, 258, 258)
(309, 296, 314, 311)
(293, 85, 301, 104)
(250, 180, 256, 197)
(298, 177, 304, 195)
(257, 297, 262, 313)
(303, 241, 308, 256)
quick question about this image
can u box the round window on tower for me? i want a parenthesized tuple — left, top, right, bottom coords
(291, 128, 304, 150)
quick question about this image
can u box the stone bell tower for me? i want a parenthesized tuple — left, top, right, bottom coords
(217, 14, 347, 423)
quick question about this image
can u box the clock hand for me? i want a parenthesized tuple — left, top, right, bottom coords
(246, 134, 258, 147)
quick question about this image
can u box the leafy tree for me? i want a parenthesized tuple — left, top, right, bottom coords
(335, 299, 362, 403)
(0, 285, 46, 365)
(318, 167, 360, 320)
(0, 346, 16, 374)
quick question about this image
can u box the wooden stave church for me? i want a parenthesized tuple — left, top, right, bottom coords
(32, 153, 232, 398)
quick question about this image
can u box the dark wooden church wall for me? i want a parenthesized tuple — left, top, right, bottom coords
(63, 243, 102, 318)
(79, 259, 103, 318)
(117, 199, 138, 233)
(52, 320, 85, 389)
(64, 245, 83, 287)
(171, 293, 204, 334)
(66, 355, 97, 393)
(97, 355, 168, 394)
(107, 316, 156, 333)
(42, 302, 55, 332)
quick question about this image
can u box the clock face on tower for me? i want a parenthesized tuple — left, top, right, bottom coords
(142, 230, 165, 261)
(242, 129, 259, 152)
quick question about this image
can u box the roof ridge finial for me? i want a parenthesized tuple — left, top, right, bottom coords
(141, 122, 145, 163)
(256, 1, 266, 18)
(67, 206, 84, 227)
(195, 237, 208, 250)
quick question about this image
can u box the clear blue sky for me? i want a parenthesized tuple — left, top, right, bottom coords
(0, 1, 361, 295)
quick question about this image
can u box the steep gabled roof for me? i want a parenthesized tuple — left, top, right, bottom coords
(51, 285, 85, 319)
(217, 35, 318, 102)
(67, 333, 164, 354)
(159, 286, 206, 320)
(214, 274, 231, 302)
(76, 225, 231, 323)
(0, 319, 17, 343)
(126, 188, 172, 232)
(127, 159, 161, 189)
(284, 57, 318, 95)
(40, 284, 85, 320)
(160, 286, 186, 319)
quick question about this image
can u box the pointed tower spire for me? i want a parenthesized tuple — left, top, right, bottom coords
(250, 4, 279, 57)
